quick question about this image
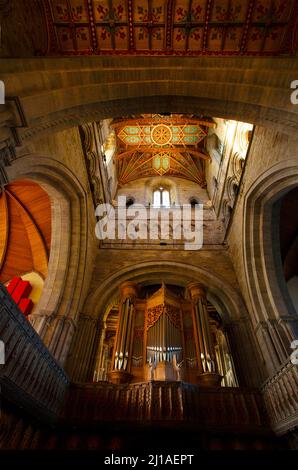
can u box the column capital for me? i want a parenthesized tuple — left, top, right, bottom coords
(119, 281, 139, 300)
(187, 282, 206, 301)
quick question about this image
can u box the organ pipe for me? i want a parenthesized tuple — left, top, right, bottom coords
(146, 307, 182, 365)
(112, 283, 138, 373)
(188, 283, 217, 374)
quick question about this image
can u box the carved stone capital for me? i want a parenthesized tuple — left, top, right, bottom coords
(187, 282, 206, 301)
(119, 281, 139, 301)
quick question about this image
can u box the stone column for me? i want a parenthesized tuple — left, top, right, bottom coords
(65, 313, 98, 382)
(109, 282, 138, 384)
(188, 282, 222, 387)
(226, 318, 265, 387)
(93, 321, 106, 381)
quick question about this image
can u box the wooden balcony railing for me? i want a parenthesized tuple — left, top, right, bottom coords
(0, 283, 69, 423)
(66, 380, 268, 433)
(261, 359, 298, 435)
(2, 280, 298, 438)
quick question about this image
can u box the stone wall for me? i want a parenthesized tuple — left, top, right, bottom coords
(227, 127, 298, 376)
(4, 127, 97, 365)
(117, 176, 210, 206)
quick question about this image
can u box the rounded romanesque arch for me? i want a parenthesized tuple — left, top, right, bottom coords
(243, 159, 298, 374)
(85, 259, 245, 321)
(1, 56, 298, 152)
(4, 154, 94, 365)
(66, 260, 264, 387)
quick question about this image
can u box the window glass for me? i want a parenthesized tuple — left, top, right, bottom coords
(153, 187, 170, 208)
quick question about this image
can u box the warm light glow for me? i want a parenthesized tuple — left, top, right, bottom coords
(153, 188, 170, 208)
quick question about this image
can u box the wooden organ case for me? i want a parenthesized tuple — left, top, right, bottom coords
(105, 282, 237, 387)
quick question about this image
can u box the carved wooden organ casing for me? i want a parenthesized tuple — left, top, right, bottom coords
(106, 283, 237, 386)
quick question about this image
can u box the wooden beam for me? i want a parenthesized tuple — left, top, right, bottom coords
(116, 147, 210, 161)
(111, 118, 216, 129)
(0, 191, 9, 273)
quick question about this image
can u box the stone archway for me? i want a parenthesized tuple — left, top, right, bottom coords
(4, 154, 94, 365)
(1, 56, 298, 153)
(67, 260, 264, 387)
(243, 159, 298, 375)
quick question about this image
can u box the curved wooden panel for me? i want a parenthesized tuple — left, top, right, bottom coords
(6, 190, 48, 278)
(0, 191, 9, 272)
(8, 180, 51, 253)
(0, 181, 51, 283)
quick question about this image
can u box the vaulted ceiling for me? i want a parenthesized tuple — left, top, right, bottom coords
(113, 114, 212, 186)
(0, 181, 51, 283)
(42, 0, 297, 55)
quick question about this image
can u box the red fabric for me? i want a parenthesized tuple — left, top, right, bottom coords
(6, 277, 34, 317)
(18, 298, 33, 316)
(6, 276, 22, 295)
(11, 280, 32, 305)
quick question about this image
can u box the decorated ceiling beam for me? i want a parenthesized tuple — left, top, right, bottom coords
(117, 122, 207, 147)
(117, 148, 206, 187)
(111, 118, 216, 129)
(43, 0, 297, 56)
(116, 146, 210, 161)
(113, 113, 209, 186)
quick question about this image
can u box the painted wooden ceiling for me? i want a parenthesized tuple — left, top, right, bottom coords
(43, 0, 297, 55)
(0, 181, 51, 283)
(113, 114, 213, 186)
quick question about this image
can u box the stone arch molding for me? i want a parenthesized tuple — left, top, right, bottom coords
(81, 260, 263, 387)
(5, 153, 92, 365)
(85, 259, 246, 324)
(243, 159, 298, 373)
(1, 56, 298, 150)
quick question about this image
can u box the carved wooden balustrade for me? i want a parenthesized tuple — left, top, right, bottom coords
(0, 283, 69, 423)
(66, 380, 268, 433)
(2, 279, 298, 448)
(261, 359, 298, 435)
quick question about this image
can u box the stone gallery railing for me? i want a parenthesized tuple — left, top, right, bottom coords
(67, 380, 267, 432)
(0, 283, 69, 423)
(261, 359, 298, 435)
(99, 206, 225, 249)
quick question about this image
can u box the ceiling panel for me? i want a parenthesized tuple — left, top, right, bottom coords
(42, 0, 297, 55)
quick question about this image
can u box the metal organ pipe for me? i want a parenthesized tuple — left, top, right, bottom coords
(146, 307, 183, 366)
(118, 298, 129, 369)
(188, 284, 219, 375)
(123, 302, 133, 370)
(195, 304, 208, 372)
(201, 301, 215, 372)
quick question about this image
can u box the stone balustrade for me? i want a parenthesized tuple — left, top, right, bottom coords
(261, 359, 298, 435)
(0, 283, 69, 423)
(99, 207, 225, 249)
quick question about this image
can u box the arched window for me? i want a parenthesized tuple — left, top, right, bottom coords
(102, 131, 116, 165)
(126, 197, 135, 208)
(153, 187, 170, 208)
(189, 197, 199, 207)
